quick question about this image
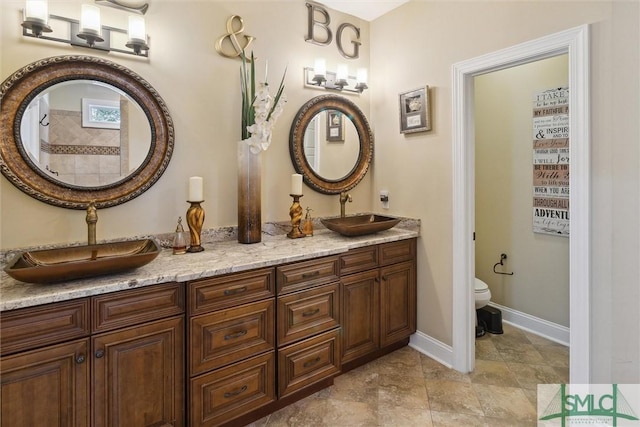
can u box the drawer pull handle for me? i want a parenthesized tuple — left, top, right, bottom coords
(224, 385, 248, 398)
(224, 330, 248, 340)
(302, 308, 320, 317)
(95, 350, 104, 359)
(75, 354, 86, 364)
(224, 286, 247, 296)
(303, 356, 321, 368)
(302, 271, 321, 279)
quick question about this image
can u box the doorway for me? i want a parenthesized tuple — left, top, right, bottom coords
(451, 25, 590, 383)
(474, 55, 570, 340)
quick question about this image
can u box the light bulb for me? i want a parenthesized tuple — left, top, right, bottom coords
(25, 0, 48, 24)
(314, 58, 326, 77)
(80, 4, 101, 35)
(128, 15, 146, 43)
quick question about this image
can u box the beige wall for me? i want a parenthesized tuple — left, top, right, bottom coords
(370, 1, 639, 382)
(1, 0, 372, 249)
(2, 1, 639, 383)
(474, 55, 570, 327)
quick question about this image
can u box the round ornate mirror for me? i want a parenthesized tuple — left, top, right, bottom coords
(0, 55, 174, 209)
(289, 95, 373, 194)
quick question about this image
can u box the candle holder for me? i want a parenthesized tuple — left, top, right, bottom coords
(186, 200, 205, 252)
(287, 194, 305, 239)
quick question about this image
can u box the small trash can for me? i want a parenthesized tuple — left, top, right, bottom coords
(477, 306, 503, 334)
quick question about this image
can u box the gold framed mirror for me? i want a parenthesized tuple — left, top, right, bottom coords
(0, 55, 174, 209)
(289, 94, 373, 194)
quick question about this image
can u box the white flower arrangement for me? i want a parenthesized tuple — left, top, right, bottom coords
(240, 52, 287, 154)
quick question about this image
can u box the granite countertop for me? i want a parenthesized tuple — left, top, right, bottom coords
(0, 218, 419, 311)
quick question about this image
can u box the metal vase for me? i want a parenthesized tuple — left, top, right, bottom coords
(237, 140, 262, 243)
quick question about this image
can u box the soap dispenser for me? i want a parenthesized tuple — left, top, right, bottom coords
(303, 207, 314, 236)
(172, 217, 187, 255)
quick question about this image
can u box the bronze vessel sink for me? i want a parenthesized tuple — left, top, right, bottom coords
(321, 214, 401, 237)
(4, 239, 160, 284)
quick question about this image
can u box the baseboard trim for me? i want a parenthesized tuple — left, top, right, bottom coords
(488, 302, 570, 346)
(409, 331, 453, 368)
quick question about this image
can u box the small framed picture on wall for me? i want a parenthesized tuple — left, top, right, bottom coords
(399, 86, 431, 133)
(326, 110, 344, 142)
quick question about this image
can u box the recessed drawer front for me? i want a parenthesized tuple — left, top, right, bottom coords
(190, 299, 275, 375)
(277, 282, 340, 347)
(91, 282, 184, 333)
(188, 268, 275, 315)
(379, 239, 416, 266)
(0, 299, 90, 356)
(276, 256, 340, 295)
(190, 351, 276, 427)
(340, 246, 379, 275)
(278, 329, 341, 398)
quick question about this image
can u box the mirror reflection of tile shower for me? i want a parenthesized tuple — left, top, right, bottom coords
(21, 80, 151, 187)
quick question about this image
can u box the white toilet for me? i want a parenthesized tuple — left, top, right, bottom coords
(474, 278, 491, 337)
(474, 278, 491, 309)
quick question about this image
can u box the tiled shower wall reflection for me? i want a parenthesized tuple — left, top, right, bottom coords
(43, 104, 129, 186)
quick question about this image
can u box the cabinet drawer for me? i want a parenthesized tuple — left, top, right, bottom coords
(188, 268, 275, 315)
(92, 282, 184, 333)
(190, 299, 275, 375)
(379, 239, 416, 266)
(278, 329, 340, 398)
(190, 351, 275, 427)
(340, 245, 379, 275)
(277, 282, 340, 346)
(0, 299, 90, 356)
(276, 256, 339, 295)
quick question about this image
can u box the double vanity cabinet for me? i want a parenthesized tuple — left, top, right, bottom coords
(0, 237, 416, 427)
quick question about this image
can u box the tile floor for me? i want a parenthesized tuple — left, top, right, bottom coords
(252, 323, 569, 426)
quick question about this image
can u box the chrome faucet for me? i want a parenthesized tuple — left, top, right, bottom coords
(86, 201, 98, 245)
(339, 192, 352, 218)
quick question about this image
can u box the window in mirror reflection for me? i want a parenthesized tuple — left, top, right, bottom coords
(20, 80, 151, 187)
(82, 98, 121, 129)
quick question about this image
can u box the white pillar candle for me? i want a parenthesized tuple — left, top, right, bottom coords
(189, 176, 203, 201)
(291, 174, 303, 196)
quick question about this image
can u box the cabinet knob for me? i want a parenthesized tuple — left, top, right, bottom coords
(75, 354, 86, 364)
(95, 349, 105, 358)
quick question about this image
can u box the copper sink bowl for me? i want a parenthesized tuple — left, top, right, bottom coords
(321, 214, 401, 237)
(4, 239, 160, 284)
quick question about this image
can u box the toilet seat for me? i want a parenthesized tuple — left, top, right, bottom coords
(474, 278, 491, 310)
(475, 278, 489, 292)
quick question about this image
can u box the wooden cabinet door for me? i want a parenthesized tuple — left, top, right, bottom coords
(340, 269, 379, 363)
(1, 339, 90, 427)
(92, 316, 184, 427)
(380, 260, 416, 347)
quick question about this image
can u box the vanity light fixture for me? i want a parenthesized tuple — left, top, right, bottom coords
(312, 58, 327, 85)
(304, 59, 368, 95)
(335, 63, 349, 89)
(21, 0, 52, 37)
(20, 0, 150, 57)
(125, 15, 149, 55)
(77, 4, 104, 47)
(355, 68, 368, 93)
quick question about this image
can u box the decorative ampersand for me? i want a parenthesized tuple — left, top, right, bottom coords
(215, 15, 256, 60)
